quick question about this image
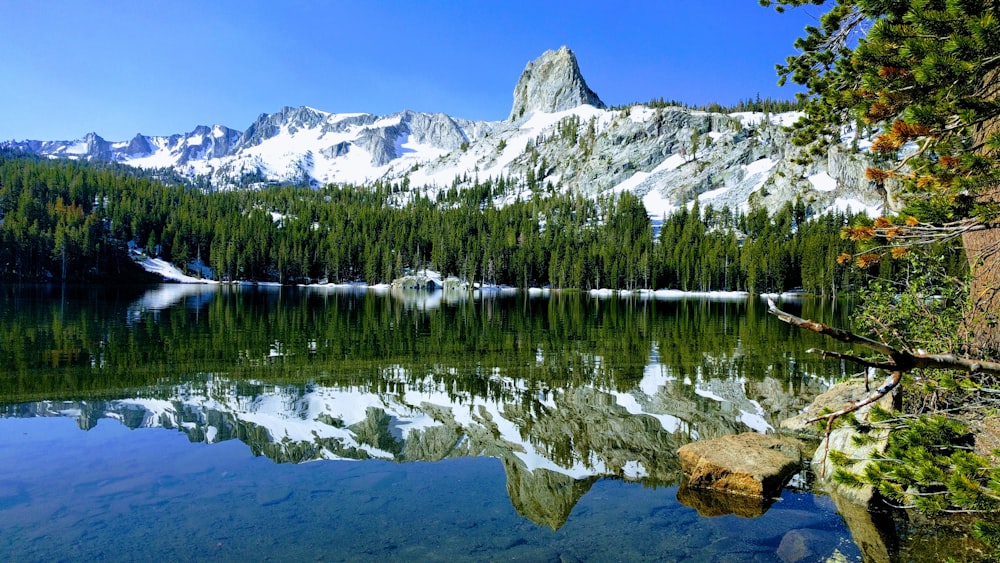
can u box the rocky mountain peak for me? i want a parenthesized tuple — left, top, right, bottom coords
(509, 46, 605, 121)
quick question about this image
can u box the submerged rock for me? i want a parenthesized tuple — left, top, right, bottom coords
(677, 432, 801, 498)
(776, 528, 842, 563)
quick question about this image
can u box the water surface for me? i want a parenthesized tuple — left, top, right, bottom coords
(0, 284, 861, 561)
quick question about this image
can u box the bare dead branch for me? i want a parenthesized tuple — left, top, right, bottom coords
(908, 353, 1000, 375)
(805, 348, 897, 371)
(767, 298, 897, 357)
(806, 371, 903, 424)
(767, 299, 1000, 378)
(769, 298, 1000, 475)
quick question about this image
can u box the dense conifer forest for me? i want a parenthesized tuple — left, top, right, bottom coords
(0, 149, 954, 292)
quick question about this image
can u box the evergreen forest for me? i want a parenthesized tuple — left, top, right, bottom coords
(0, 149, 958, 293)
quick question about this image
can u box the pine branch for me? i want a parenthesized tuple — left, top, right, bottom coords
(768, 298, 1000, 478)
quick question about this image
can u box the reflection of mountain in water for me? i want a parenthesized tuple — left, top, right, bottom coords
(1, 285, 851, 528)
(3, 360, 826, 528)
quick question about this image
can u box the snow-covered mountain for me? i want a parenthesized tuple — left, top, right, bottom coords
(5, 356, 829, 527)
(3, 46, 886, 216)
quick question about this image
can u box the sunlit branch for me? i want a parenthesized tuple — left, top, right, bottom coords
(767, 299, 1000, 377)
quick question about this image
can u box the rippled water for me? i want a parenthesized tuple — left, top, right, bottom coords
(0, 284, 862, 561)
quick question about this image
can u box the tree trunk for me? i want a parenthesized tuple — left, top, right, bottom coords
(962, 228, 1000, 357)
(963, 68, 1000, 358)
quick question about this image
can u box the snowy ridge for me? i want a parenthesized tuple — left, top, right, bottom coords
(5, 49, 886, 217)
(13, 352, 826, 474)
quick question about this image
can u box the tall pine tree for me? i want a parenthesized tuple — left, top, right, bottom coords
(765, 0, 1000, 357)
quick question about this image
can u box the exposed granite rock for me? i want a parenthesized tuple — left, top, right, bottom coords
(175, 125, 241, 164)
(401, 110, 470, 150)
(124, 133, 153, 157)
(356, 122, 406, 167)
(509, 46, 605, 121)
(780, 378, 899, 506)
(814, 425, 891, 506)
(677, 432, 802, 498)
(236, 106, 328, 149)
(320, 141, 351, 159)
(81, 132, 113, 161)
(780, 379, 893, 437)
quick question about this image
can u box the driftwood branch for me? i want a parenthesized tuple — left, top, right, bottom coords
(766, 299, 1000, 377)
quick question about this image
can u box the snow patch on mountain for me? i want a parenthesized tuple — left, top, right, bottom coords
(808, 171, 838, 192)
(4, 49, 889, 219)
(138, 256, 214, 284)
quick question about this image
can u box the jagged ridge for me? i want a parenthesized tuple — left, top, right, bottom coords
(2, 47, 887, 216)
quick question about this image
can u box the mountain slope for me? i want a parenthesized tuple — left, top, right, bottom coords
(3, 46, 886, 216)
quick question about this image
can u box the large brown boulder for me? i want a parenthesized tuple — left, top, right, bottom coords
(677, 432, 802, 498)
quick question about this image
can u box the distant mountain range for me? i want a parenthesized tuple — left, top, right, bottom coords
(3, 46, 886, 218)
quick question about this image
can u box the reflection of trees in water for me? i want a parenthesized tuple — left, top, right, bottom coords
(3, 360, 819, 529)
(0, 287, 851, 401)
(0, 287, 852, 528)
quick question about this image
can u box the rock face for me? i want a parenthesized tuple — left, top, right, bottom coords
(781, 378, 898, 506)
(4, 46, 889, 217)
(780, 379, 882, 436)
(677, 432, 801, 498)
(508, 46, 605, 120)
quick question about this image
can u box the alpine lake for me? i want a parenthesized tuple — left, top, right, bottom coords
(0, 283, 956, 561)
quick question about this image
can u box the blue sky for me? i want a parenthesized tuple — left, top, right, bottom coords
(0, 0, 818, 141)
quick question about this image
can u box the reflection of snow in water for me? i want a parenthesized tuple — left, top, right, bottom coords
(129, 284, 220, 316)
(15, 342, 806, 483)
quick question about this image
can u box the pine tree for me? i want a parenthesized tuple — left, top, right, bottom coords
(765, 0, 1000, 355)
(766, 0, 1000, 539)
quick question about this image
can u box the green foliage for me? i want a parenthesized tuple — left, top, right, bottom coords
(767, 2, 1000, 535)
(832, 467, 866, 488)
(827, 449, 854, 467)
(855, 251, 967, 353)
(612, 95, 807, 114)
(862, 414, 1000, 514)
(0, 151, 874, 293)
(973, 520, 1000, 557)
(765, 0, 1000, 223)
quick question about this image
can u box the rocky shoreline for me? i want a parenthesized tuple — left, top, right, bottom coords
(676, 376, 994, 561)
